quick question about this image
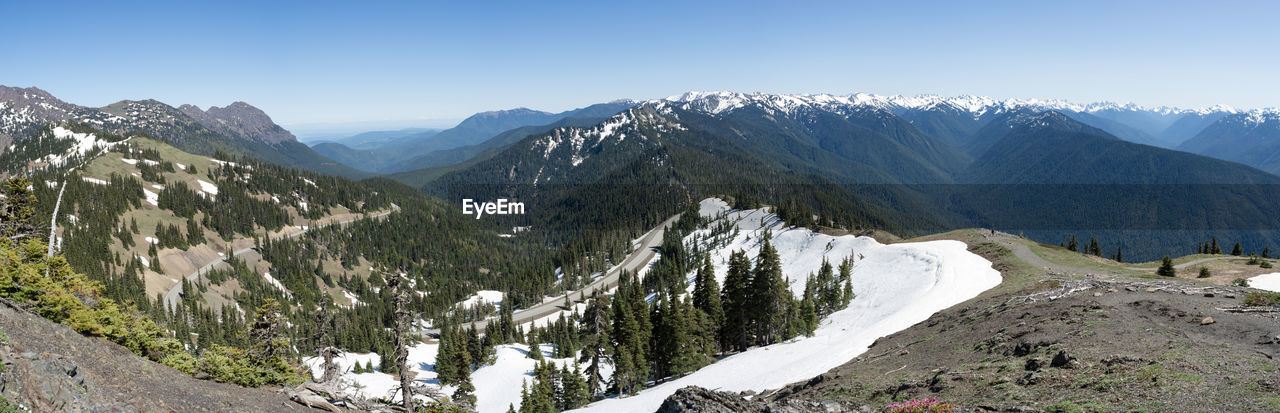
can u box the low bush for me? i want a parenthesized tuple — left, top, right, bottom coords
(887, 398, 962, 413)
(1243, 292, 1280, 307)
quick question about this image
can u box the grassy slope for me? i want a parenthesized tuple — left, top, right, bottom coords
(71, 138, 379, 305)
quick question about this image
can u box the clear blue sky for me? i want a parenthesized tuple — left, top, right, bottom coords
(2, 0, 1276, 128)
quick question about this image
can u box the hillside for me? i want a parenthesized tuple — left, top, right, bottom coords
(668, 229, 1280, 412)
(316, 101, 638, 174)
(1179, 111, 1280, 175)
(0, 299, 317, 411)
(0, 85, 365, 179)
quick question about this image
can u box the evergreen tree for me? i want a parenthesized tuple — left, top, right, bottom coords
(839, 257, 854, 307)
(719, 250, 752, 352)
(453, 374, 477, 410)
(1088, 237, 1101, 256)
(559, 363, 589, 410)
(578, 291, 610, 397)
(1232, 242, 1243, 256)
(609, 282, 646, 396)
(748, 240, 788, 345)
(1114, 246, 1123, 263)
(1211, 237, 1221, 254)
(1067, 235, 1078, 252)
(799, 279, 818, 336)
(1157, 255, 1176, 277)
(691, 254, 723, 335)
(1264, 247, 1271, 259)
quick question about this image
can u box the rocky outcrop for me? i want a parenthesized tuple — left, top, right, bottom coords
(656, 386, 868, 413)
(179, 102, 297, 144)
(0, 299, 317, 412)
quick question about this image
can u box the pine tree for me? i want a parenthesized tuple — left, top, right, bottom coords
(578, 291, 610, 397)
(720, 250, 752, 352)
(1088, 237, 1101, 256)
(1211, 237, 1221, 254)
(691, 254, 723, 334)
(1199, 266, 1211, 278)
(1264, 247, 1272, 259)
(748, 240, 788, 345)
(1114, 246, 1123, 263)
(799, 278, 819, 336)
(609, 294, 643, 396)
(559, 364, 589, 410)
(1232, 242, 1244, 256)
(1157, 255, 1176, 277)
(839, 257, 854, 306)
(1067, 235, 1078, 252)
(453, 374, 477, 410)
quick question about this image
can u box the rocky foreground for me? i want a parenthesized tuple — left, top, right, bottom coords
(0, 299, 318, 412)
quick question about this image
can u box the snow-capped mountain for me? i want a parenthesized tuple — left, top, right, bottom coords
(0, 86, 130, 145)
(661, 90, 1250, 120)
(659, 91, 1277, 152)
(1178, 110, 1280, 175)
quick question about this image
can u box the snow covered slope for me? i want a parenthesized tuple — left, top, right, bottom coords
(572, 199, 1002, 412)
(308, 198, 1000, 413)
(303, 342, 594, 413)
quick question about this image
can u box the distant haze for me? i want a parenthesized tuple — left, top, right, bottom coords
(288, 119, 462, 143)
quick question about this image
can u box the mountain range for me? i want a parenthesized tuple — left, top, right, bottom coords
(311, 100, 639, 173)
(7, 86, 1280, 259)
(0, 85, 366, 178)
(417, 91, 1280, 260)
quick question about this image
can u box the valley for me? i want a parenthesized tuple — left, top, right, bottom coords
(4, 75, 1280, 413)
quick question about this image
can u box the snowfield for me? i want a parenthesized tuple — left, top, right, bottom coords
(196, 179, 218, 196)
(143, 189, 159, 206)
(571, 199, 1002, 412)
(318, 198, 1001, 413)
(303, 343, 596, 413)
(459, 290, 504, 309)
(1248, 273, 1280, 292)
(81, 176, 108, 185)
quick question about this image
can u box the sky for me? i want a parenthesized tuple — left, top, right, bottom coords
(2, 0, 1277, 131)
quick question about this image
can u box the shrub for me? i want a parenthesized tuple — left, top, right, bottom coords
(1243, 292, 1280, 307)
(1232, 278, 1250, 287)
(887, 398, 962, 413)
(0, 237, 303, 388)
(1198, 267, 1210, 278)
(1262, 261, 1273, 269)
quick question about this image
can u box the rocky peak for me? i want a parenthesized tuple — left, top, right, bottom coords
(180, 101, 296, 144)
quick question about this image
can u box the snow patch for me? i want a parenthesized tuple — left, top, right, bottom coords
(263, 272, 291, 297)
(1248, 273, 1280, 292)
(458, 290, 504, 309)
(196, 179, 218, 196)
(143, 189, 159, 206)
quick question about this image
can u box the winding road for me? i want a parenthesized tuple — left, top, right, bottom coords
(427, 214, 681, 335)
(162, 204, 399, 309)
